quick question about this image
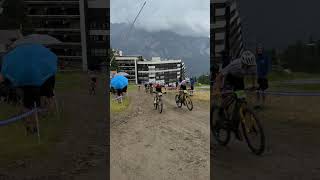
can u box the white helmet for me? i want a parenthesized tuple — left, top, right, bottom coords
(241, 50, 256, 66)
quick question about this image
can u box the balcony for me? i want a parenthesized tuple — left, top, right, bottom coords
(27, 7, 80, 16)
(33, 28, 80, 32)
(25, 1, 79, 5)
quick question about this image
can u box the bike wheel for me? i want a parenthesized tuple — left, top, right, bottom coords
(212, 119, 231, 146)
(240, 107, 265, 155)
(158, 98, 163, 113)
(175, 95, 182, 108)
(154, 97, 157, 110)
(185, 96, 193, 111)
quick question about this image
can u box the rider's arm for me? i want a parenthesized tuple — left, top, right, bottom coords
(214, 73, 224, 91)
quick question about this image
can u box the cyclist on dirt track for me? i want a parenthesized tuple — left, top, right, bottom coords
(154, 82, 162, 104)
(176, 77, 187, 103)
(213, 50, 257, 139)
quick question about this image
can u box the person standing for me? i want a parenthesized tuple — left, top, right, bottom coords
(255, 44, 272, 109)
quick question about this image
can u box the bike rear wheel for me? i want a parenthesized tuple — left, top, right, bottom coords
(175, 95, 182, 108)
(185, 96, 193, 111)
(240, 107, 265, 155)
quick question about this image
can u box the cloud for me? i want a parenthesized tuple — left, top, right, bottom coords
(111, 0, 209, 37)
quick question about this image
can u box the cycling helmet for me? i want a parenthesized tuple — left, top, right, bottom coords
(241, 50, 256, 66)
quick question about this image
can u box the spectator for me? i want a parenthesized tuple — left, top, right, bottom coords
(40, 75, 56, 110)
(255, 44, 272, 109)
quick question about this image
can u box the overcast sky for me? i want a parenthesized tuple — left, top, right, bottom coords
(111, 0, 210, 37)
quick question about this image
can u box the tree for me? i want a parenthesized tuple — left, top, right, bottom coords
(108, 48, 118, 71)
(197, 74, 210, 85)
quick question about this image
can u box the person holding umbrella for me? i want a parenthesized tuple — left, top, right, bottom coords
(1, 43, 57, 134)
(111, 75, 128, 102)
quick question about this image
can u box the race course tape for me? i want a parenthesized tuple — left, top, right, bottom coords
(0, 108, 46, 127)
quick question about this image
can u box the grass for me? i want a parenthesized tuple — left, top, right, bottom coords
(271, 83, 320, 92)
(268, 71, 320, 82)
(0, 103, 65, 165)
(55, 72, 82, 91)
(191, 90, 210, 102)
(110, 95, 130, 113)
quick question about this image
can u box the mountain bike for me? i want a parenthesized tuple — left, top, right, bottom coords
(149, 86, 153, 94)
(211, 89, 265, 155)
(175, 90, 193, 111)
(153, 91, 164, 113)
(89, 81, 96, 95)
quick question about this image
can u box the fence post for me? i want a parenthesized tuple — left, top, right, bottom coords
(34, 102, 41, 144)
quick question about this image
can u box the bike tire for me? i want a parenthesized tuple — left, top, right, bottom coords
(185, 96, 193, 111)
(240, 108, 265, 155)
(158, 98, 163, 113)
(212, 119, 231, 146)
(154, 97, 157, 110)
(175, 95, 182, 108)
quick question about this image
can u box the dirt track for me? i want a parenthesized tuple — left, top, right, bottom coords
(211, 95, 320, 180)
(111, 89, 210, 180)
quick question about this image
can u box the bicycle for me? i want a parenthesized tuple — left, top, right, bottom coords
(153, 91, 164, 113)
(211, 89, 265, 155)
(89, 82, 96, 95)
(149, 86, 153, 94)
(175, 90, 193, 111)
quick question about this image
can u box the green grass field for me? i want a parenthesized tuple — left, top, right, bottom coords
(268, 72, 320, 82)
(0, 103, 65, 165)
(110, 95, 130, 113)
(55, 72, 82, 92)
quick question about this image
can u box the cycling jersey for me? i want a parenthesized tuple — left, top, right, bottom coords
(221, 58, 256, 90)
(221, 58, 256, 78)
(155, 84, 162, 92)
(179, 80, 187, 90)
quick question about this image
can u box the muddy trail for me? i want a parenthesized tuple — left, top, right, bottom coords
(211, 95, 320, 180)
(111, 89, 210, 180)
(1, 74, 107, 179)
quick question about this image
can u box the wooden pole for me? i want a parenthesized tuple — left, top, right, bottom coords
(34, 102, 40, 144)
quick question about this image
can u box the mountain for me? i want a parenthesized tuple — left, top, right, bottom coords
(111, 23, 210, 76)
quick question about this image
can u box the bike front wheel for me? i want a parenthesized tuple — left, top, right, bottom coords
(158, 98, 163, 113)
(185, 96, 193, 111)
(154, 97, 158, 110)
(175, 95, 182, 108)
(240, 107, 265, 155)
(212, 119, 231, 146)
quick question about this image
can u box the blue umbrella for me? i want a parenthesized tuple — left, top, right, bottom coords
(111, 75, 128, 90)
(1, 43, 57, 87)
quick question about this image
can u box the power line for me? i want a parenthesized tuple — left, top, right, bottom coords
(111, 1, 147, 66)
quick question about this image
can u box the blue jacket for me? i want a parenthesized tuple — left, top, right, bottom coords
(256, 54, 271, 78)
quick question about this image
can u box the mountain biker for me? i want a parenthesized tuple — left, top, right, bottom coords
(153, 82, 162, 104)
(255, 44, 271, 109)
(89, 74, 97, 95)
(213, 50, 257, 139)
(177, 77, 187, 103)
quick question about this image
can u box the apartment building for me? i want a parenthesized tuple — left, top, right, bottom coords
(114, 51, 186, 84)
(137, 57, 185, 84)
(211, 0, 244, 66)
(23, 0, 109, 71)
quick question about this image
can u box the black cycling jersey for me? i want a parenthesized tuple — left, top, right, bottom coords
(180, 85, 187, 90)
